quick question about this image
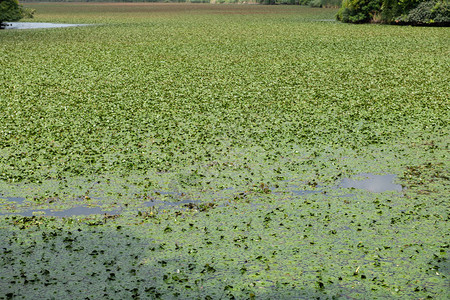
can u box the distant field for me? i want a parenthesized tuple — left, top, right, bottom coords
(0, 3, 449, 298)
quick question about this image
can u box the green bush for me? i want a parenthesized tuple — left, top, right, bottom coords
(309, 0, 341, 7)
(0, 0, 23, 28)
(336, 0, 449, 24)
(21, 7, 35, 19)
(401, 0, 449, 25)
(336, 0, 382, 22)
(381, 0, 422, 22)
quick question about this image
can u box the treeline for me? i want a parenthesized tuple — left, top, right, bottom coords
(258, 0, 341, 6)
(20, 0, 341, 8)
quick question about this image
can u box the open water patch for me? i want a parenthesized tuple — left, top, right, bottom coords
(3, 22, 91, 30)
(314, 19, 337, 22)
(0, 206, 119, 217)
(339, 173, 403, 193)
(290, 189, 322, 196)
(1, 196, 26, 205)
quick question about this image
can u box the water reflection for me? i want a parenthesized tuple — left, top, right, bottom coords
(4, 22, 91, 30)
(340, 173, 402, 193)
(2, 197, 26, 204)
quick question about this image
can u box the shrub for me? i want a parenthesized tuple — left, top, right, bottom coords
(0, 0, 23, 28)
(336, 0, 449, 24)
(336, 0, 382, 23)
(400, 0, 449, 25)
(21, 7, 35, 19)
(382, 0, 422, 22)
(309, 0, 341, 7)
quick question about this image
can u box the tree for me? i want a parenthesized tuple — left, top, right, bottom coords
(0, 0, 23, 29)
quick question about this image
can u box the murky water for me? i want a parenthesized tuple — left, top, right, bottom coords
(3, 22, 91, 30)
(339, 173, 403, 193)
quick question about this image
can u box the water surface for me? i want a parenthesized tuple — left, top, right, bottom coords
(4, 22, 90, 30)
(340, 173, 403, 193)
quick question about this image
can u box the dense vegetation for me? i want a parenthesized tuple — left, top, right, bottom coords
(337, 0, 449, 24)
(0, 3, 449, 298)
(0, 0, 35, 28)
(0, 0, 22, 28)
(398, 0, 450, 25)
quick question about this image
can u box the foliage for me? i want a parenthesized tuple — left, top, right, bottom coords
(0, 0, 22, 28)
(0, 3, 449, 298)
(381, 0, 425, 22)
(398, 0, 450, 25)
(336, 0, 382, 22)
(0, 0, 34, 28)
(337, 0, 449, 23)
(309, 0, 342, 7)
(258, 0, 341, 5)
(21, 6, 35, 18)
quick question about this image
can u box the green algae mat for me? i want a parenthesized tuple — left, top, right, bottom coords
(0, 3, 449, 299)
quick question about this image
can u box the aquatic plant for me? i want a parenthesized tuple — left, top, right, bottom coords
(0, 3, 448, 298)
